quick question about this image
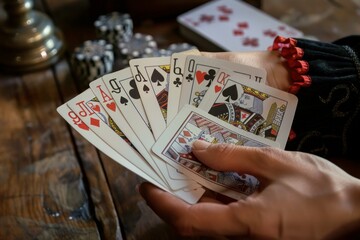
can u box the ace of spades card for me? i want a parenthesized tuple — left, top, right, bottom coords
(199, 72, 298, 149)
(129, 57, 171, 140)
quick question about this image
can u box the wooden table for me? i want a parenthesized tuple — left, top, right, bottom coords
(0, 0, 359, 239)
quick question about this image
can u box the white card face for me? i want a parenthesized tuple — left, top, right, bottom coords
(167, 49, 201, 125)
(66, 89, 167, 186)
(67, 89, 199, 190)
(89, 77, 168, 184)
(57, 103, 205, 204)
(56, 103, 165, 189)
(101, 69, 200, 188)
(102, 68, 150, 129)
(177, 0, 303, 51)
(179, 55, 267, 111)
(152, 105, 280, 200)
(199, 70, 298, 149)
(129, 57, 171, 140)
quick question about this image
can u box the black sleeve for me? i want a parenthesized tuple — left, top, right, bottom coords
(270, 35, 360, 159)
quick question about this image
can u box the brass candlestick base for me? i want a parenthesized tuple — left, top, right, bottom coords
(0, 0, 65, 72)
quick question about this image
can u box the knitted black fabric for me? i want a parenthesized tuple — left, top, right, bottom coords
(285, 36, 360, 159)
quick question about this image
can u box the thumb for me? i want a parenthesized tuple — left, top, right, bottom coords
(191, 140, 287, 180)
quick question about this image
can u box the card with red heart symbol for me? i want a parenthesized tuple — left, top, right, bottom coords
(178, 55, 266, 111)
(177, 0, 303, 51)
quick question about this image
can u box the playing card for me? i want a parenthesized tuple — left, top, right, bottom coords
(167, 49, 201, 125)
(57, 103, 205, 204)
(102, 67, 195, 186)
(152, 105, 279, 200)
(199, 69, 298, 149)
(178, 55, 266, 111)
(57, 102, 164, 187)
(67, 88, 198, 190)
(177, 0, 303, 51)
(89, 77, 167, 183)
(129, 57, 170, 140)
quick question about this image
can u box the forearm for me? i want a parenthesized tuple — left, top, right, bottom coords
(270, 36, 360, 159)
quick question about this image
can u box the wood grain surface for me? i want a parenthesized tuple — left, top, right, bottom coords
(0, 0, 359, 239)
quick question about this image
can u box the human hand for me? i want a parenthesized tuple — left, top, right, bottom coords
(139, 140, 360, 239)
(200, 51, 291, 92)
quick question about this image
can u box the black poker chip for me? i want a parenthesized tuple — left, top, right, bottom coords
(117, 33, 158, 61)
(94, 12, 133, 44)
(71, 39, 114, 83)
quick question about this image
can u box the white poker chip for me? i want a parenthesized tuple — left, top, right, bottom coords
(143, 48, 173, 57)
(71, 40, 114, 82)
(117, 33, 158, 60)
(94, 12, 133, 44)
(167, 42, 197, 53)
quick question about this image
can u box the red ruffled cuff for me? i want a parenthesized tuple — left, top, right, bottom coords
(269, 36, 312, 94)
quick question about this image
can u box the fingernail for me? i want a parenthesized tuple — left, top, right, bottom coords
(192, 140, 211, 150)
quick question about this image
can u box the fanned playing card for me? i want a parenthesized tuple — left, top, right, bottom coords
(57, 103, 205, 204)
(101, 68, 199, 189)
(199, 69, 298, 149)
(57, 51, 299, 203)
(178, 55, 266, 111)
(152, 105, 279, 200)
(129, 57, 171, 140)
(177, 0, 303, 51)
(89, 77, 167, 184)
(167, 49, 201, 125)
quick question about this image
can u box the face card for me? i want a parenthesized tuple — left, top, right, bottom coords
(57, 103, 205, 204)
(152, 105, 280, 200)
(89, 77, 167, 184)
(199, 70, 298, 149)
(177, 0, 303, 51)
(129, 57, 171, 140)
(167, 49, 201, 126)
(179, 55, 267, 111)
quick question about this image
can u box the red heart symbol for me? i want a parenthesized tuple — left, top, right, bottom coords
(77, 122, 89, 131)
(107, 102, 116, 112)
(92, 104, 100, 112)
(233, 29, 244, 36)
(219, 15, 229, 21)
(214, 85, 222, 93)
(238, 22, 248, 29)
(196, 71, 206, 84)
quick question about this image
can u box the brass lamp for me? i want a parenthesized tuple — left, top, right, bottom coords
(0, 0, 65, 72)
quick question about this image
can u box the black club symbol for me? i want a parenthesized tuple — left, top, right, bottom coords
(173, 77, 181, 87)
(185, 74, 193, 82)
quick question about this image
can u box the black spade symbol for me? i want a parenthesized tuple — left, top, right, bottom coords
(222, 84, 238, 102)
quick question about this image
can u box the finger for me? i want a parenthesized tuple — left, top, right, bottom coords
(192, 140, 289, 180)
(139, 182, 253, 237)
(199, 189, 236, 204)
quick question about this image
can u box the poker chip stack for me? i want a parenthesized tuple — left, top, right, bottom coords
(70, 11, 198, 83)
(71, 39, 114, 83)
(94, 12, 133, 44)
(167, 42, 197, 53)
(117, 32, 158, 62)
